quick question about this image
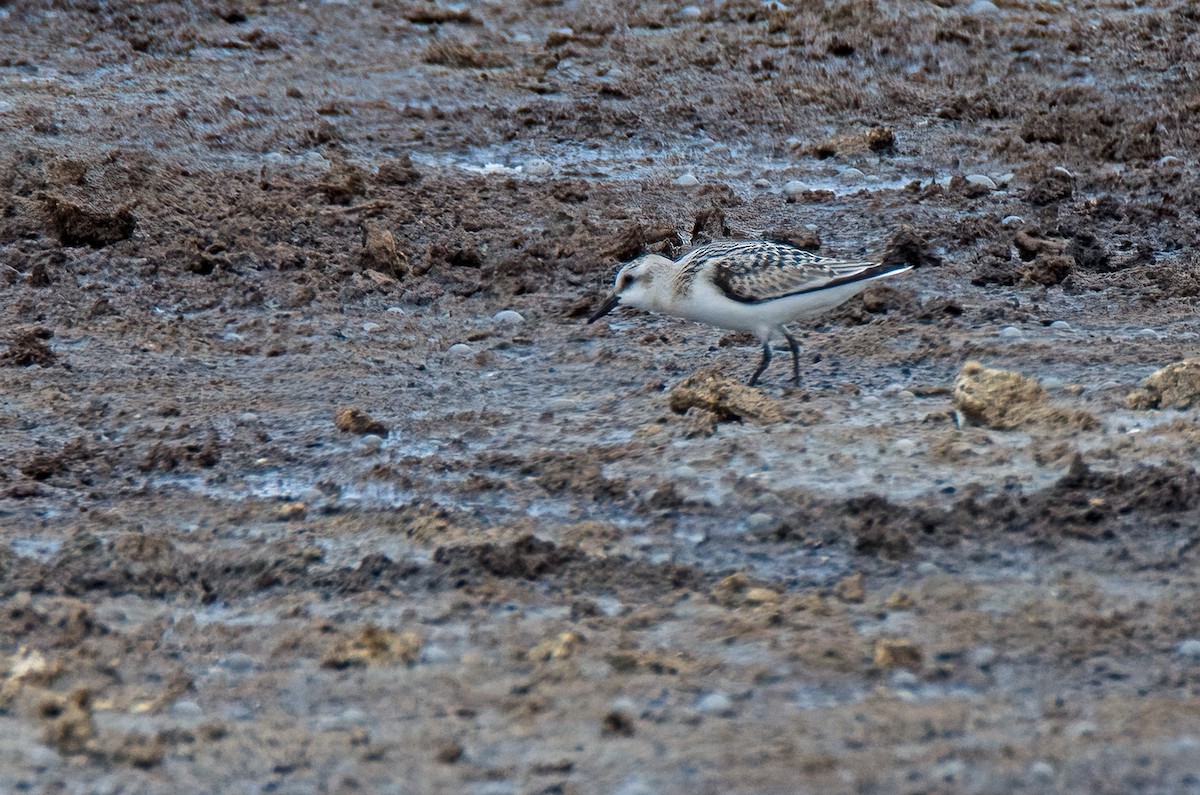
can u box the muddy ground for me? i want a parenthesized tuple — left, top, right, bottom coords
(3, 0, 1200, 792)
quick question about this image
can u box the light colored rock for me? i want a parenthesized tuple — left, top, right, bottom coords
(783, 179, 810, 196)
(524, 158, 552, 176)
(679, 4, 702, 19)
(695, 692, 734, 715)
(447, 343, 473, 356)
(1177, 639, 1200, 659)
(837, 167, 866, 183)
(675, 172, 700, 187)
(1050, 320, 1072, 330)
(746, 512, 777, 532)
(492, 310, 525, 325)
(1001, 214, 1025, 227)
(965, 174, 997, 191)
(999, 326, 1023, 338)
(964, 0, 1000, 14)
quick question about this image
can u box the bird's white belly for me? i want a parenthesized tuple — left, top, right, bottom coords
(666, 280, 871, 339)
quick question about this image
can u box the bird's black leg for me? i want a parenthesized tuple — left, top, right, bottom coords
(748, 341, 772, 386)
(781, 328, 801, 386)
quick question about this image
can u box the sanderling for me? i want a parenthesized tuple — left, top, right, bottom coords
(588, 240, 912, 386)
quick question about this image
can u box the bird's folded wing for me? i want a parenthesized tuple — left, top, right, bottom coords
(705, 244, 882, 303)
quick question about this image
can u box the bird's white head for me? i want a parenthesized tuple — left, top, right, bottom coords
(587, 253, 675, 323)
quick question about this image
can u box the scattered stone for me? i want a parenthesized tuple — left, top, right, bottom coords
(964, 174, 997, 191)
(446, 343, 474, 356)
(965, 0, 1000, 14)
(833, 572, 865, 603)
(744, 587, 782, 606)
(1001, 215, 1025, 227)
(782, 180, 809, 197)
(524, 158, 552, 176)
(1050, 320, 1072, 330)
(668, 368, 785, 424)
(675, 172, 700, 187)
(679, 5, 702, 19)
(493, 310, 525, 325)
(1176, 639, 1200, 660)
(837, 167, 866, 184)
(334, 407, 389, 436)
(601, 710, 635, 736)
(953, 361, 1097, 431)
(528, 631, 585, 662)
(999, 326, 1023, 338)
(1126, 359, 1200, 410)
(321, 626, 423, 669)
(435, 741, 465, 764)
(745, 512, 778, 533)
(874, 638, 924, 671)
(695, 692, 734, 715)
(1028, 761, 1056, 782)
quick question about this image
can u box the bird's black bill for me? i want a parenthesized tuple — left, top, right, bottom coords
(587, 294, 621, 324)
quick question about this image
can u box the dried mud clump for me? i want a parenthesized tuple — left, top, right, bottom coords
(874, 638, 923, 671)
(321, 626, 423, 669)
(359, 223, 410, 278)
(334, 407, 389, 436)
(668, 368, 785, 424)
(1, 327, 56, 368)
(1126, 359, 1200, 410)
(953, 361, 1097, 431)
(41, 194, 136, 248)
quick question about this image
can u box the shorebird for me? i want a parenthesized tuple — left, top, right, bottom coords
(588, 240, 911, 386)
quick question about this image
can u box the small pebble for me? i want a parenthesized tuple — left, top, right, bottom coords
(524, 158, 552, 176)
(216, 652, 257, 673)
(881, 383, 905, 397)
(695, 692, 734, 715)
(894, 438, 917, 456)
(1177, 639, 1200, 659)
(964, 0, 1000, 13)
(675, 172, 700, 187)
(1158, 155, 1181, 168)
(1134, 328, 1160, 339)
(783, 179, 809, 196)
(891, 670, 920, 688)
(359, 434, 384, 452)
(1001, 215, 1025, 227)
(754, 178, 771, 188)
(447, 343, 473, 356)
(916, 561, 940, 576)
(1028, 761, 1056, 782)
(361, 321, 381, 332)
(170, 700, 205, 719)
(386, 306, 405, 314)
(931, 760, 967, 782)
(493, 309, 525, 325)
(964, 174, 997, 191)
(837, 167, 866, 183)
(746, 512, 778, 533)
(999, 326, 1023, 338)
(861, 395, 882, 407)
(1050, 320, 1071, 330)
(968, 646, 997, 668)
(678, 4, 702, 19)
(995, 172, 1015, 186)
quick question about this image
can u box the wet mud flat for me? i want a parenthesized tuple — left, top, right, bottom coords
(3, 1, 1200, 792)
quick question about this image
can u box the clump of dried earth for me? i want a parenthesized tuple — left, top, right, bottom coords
(3, 1, 1200, 793)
